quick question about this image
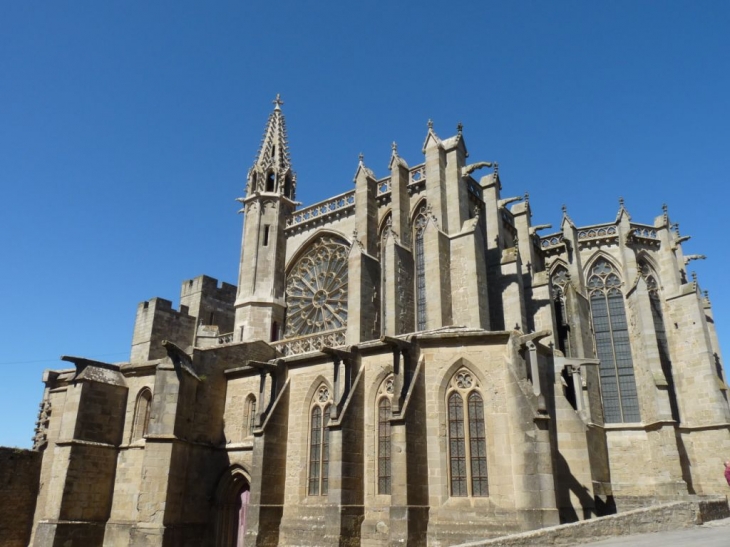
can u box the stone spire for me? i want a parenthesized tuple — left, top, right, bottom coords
(247, 94, 296, 199)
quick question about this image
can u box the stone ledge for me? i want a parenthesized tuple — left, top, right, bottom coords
(453, 497, 730, 547)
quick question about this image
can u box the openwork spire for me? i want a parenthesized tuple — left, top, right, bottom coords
(247, 95, 296, 198)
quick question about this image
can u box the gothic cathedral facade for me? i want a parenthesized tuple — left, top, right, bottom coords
(29, 98, 729, 546)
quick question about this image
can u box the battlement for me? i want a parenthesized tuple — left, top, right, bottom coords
(130, 276, 238, 363)
(130, 297, 196, 363)
(180, 275, 237, 302)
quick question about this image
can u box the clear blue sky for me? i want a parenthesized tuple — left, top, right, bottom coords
(1, 1, 728, 448)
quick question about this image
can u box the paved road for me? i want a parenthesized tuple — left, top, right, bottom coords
(578, 517, 730, 547)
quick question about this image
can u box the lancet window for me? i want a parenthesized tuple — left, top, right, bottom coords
(551, 265, 571, 357)
(244, 394, 257, 437)
(640, 260, 679, 422)
(446, 369, 488, 497)
(587, 259, 640, 423)
(376, 375, 394, 495)
(131, 388, 152, 442)
(285, 236, 349, 338)
(414, 205, 428, 331)
(308, 384, 333, 496)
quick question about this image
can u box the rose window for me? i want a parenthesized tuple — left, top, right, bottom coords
(285, 236, 349, 337)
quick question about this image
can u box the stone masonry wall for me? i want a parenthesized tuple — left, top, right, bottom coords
(0, 447, 41, 547)
(452, 498, 730, 547)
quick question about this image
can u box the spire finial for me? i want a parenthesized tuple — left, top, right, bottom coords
(358, 152, 364, 163)
(562, 204, 568, 215)
(273, 94, 284, 110)
(619, 196, 625, 208)
(427, 119, 434, 130)
(662, 203, 668, 214)
(524, 192, 530, 204)
(457, 121, 463, 134)
(391, 141, 398, 154)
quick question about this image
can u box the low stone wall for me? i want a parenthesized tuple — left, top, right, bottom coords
(0, 447, 41, 547)
(454, 497, 730, 547)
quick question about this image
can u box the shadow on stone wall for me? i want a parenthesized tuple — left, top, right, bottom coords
(0, 446, 41, 547)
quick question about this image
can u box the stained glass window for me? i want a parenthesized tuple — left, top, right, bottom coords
(414, 206, 428, 331)
(378, 398, 391, 494)
(285, 237, 349, 338)
(308, 406, 322, 495)
(308, 385, 332, 496)
(468, 392, 488, 496)
(588, 259, 640, 423)
(446, 368, 489, 497)
(448, 392, 467, 496)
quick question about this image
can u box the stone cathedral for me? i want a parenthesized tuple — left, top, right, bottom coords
(26, 97, 729, 547)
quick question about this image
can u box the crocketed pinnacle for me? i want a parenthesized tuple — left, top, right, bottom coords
(252, 95, 293, 177)
(248, 95, 297, 199)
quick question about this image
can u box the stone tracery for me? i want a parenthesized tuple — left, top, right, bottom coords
(284, 236, 350, 338)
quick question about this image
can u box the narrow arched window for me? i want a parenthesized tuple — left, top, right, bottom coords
(378, 397, 391, 494)
(244, 394, 257, 437)
(266, 172, 275, 193)
(551, 266, 571, 357)
(414, 205, 428, 331)
(447, 369, 488, 497)
(131, 388, 152, 442)
(468, 392, 488, 496)
(284, 173, 293, 198)
(321, 406, 330, 496)
(640, 260, 679, 422)
(308, 406, 322, 495)
(379, 213, 392, 336)
(308, 385, 332, 496)
(448, 392, 467, 496)
(587, 259, 640, 423)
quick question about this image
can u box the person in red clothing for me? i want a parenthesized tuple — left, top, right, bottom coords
(724, 461, 730, 486)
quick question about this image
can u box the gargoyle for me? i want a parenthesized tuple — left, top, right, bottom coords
(529, 224, 552, 236)
(461, 161, 494, 177)
(498, 196, 523, 209)
(684, 254, 706, 264)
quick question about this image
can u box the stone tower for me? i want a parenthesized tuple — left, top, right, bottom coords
(234, 95, 296, 342)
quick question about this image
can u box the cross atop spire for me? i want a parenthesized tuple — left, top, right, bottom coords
(273, 94, 284, 110)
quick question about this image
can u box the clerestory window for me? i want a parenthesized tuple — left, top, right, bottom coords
(640, 260, 680, 422)
(587, 259, 640, 423)
(414, 205, 428, 331)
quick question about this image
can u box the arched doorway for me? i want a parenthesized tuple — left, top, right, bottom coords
(215, 466, 252, 547)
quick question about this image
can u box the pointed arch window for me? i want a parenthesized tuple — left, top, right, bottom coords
(244, 394, 257, 437)
(131, 388, 152, 442)
(447, 369, 488, 497)
(379, 214, 392, 336)
(640, 260, 680, 422)
(551, 265, 571, 357)
(414, 205, 428, 331)
(376, 375, 394, 495)
(308, 385, 332, 496)
(587, 259, 640, 423)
